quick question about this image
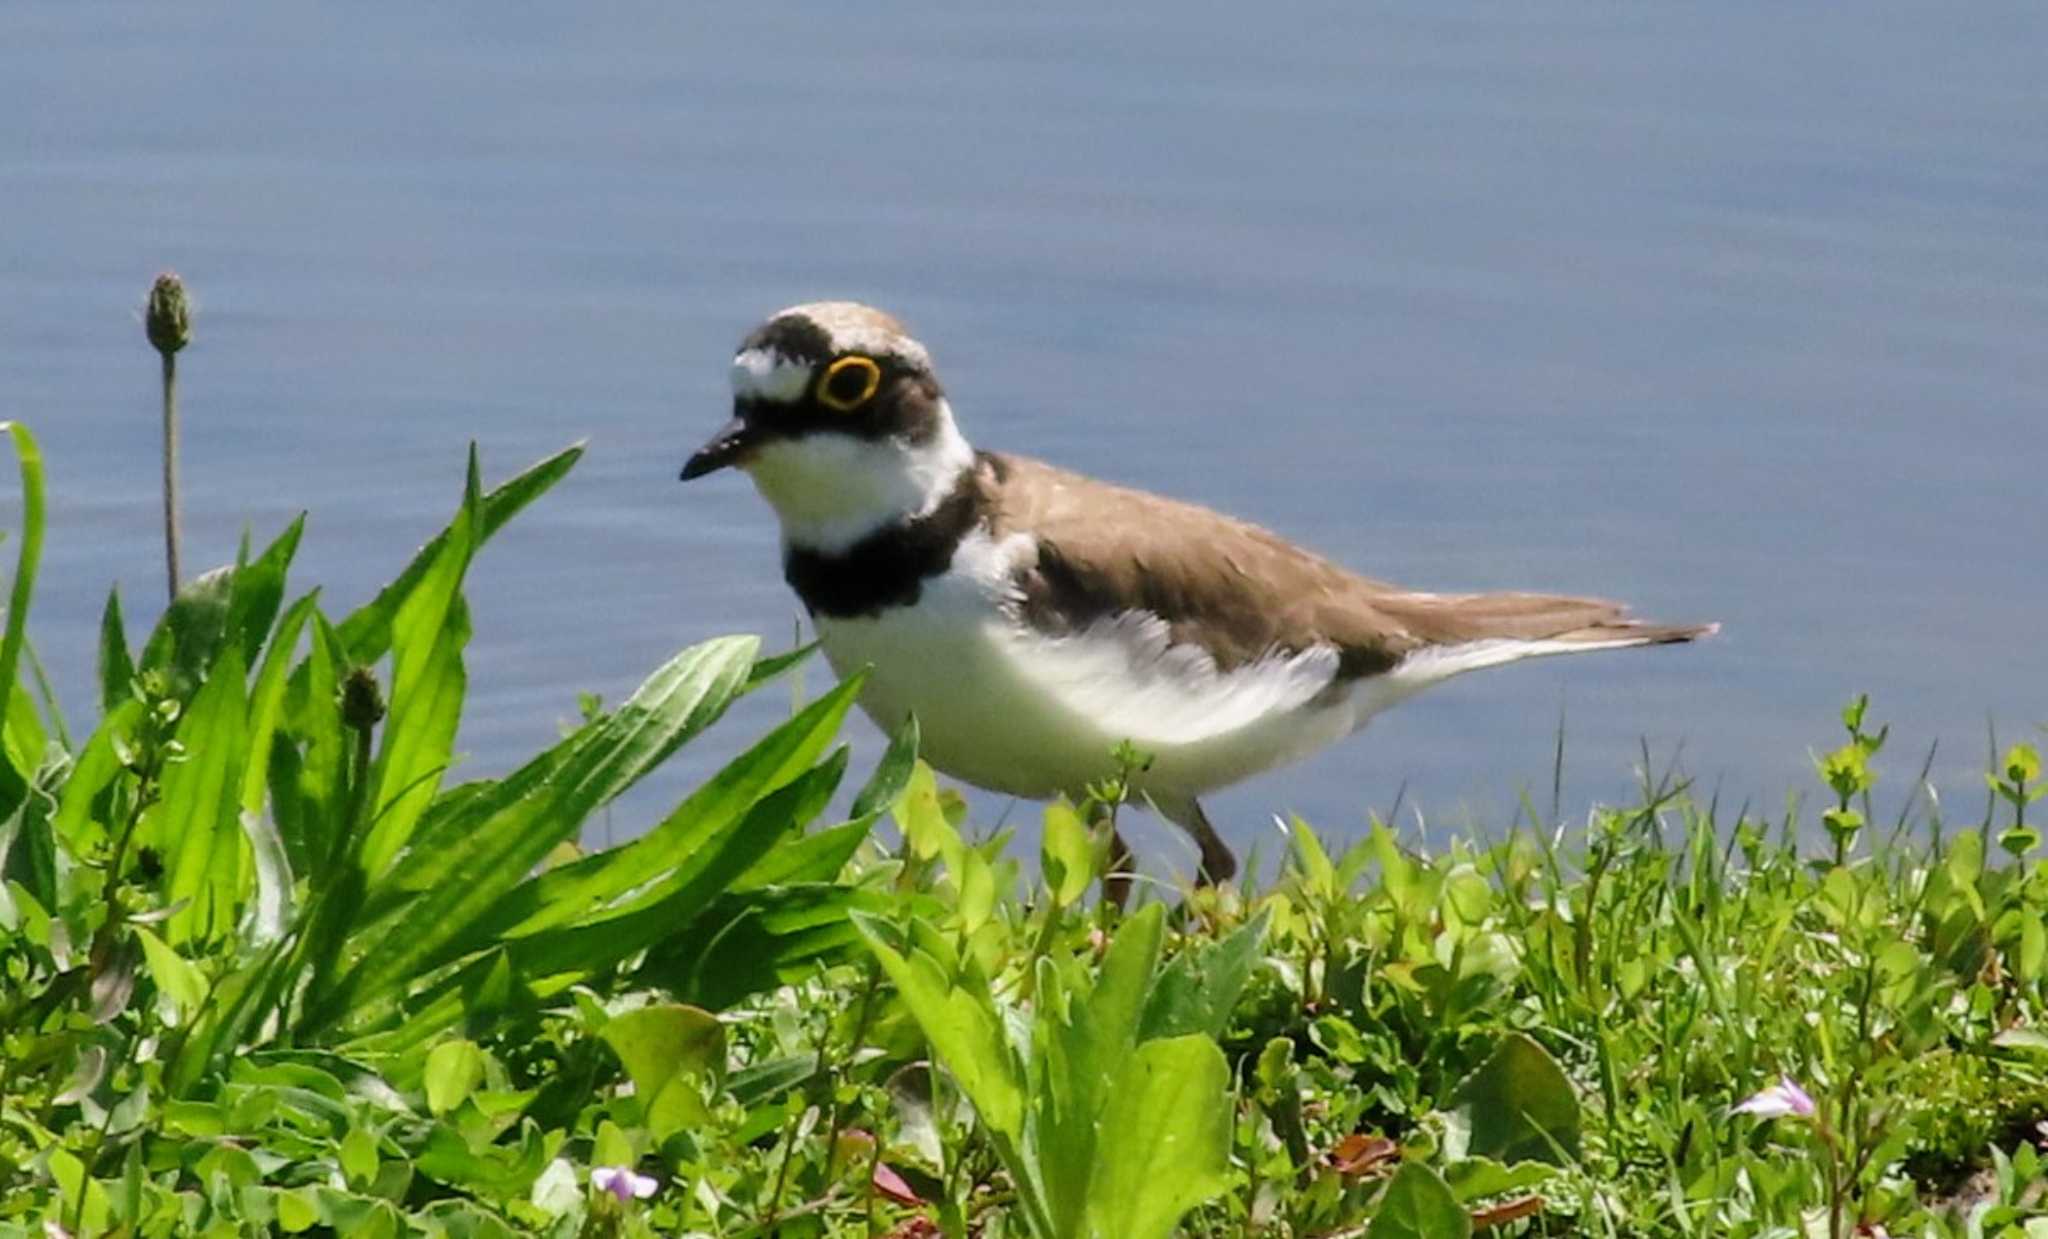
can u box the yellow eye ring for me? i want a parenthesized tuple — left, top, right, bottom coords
(816, 356, 882, 412)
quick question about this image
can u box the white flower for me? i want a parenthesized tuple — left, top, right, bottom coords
(591, 1165, 659, 1202)
(1731, 1075, 1816, 1120)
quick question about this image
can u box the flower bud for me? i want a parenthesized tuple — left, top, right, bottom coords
(145, 272, 192, 356)
(341, 666, 387, 732)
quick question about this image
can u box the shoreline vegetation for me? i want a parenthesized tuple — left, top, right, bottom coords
(1, 279, 2043, 1237)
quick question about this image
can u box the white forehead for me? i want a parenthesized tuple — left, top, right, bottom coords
(730, 348, 812, 402)
(730, 302, 934, 402)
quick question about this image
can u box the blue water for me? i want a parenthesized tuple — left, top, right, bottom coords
(5, 4, 2045, 872)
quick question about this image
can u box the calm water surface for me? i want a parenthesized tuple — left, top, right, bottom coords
(5, 4, 2044, 869)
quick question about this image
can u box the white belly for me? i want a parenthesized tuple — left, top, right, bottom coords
(810, 532, 1371, 805)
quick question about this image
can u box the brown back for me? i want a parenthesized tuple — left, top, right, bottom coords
(978, 452, 1709, 678)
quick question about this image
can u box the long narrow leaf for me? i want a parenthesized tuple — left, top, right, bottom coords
(306, 635, 759, 1031)
(270, 610, 348, 877)
(334, 444, 580, 665)
(483, 669, 858, 942)
(155, 645, 250, 945)
(358, 457, 479, 877)
(50, 699, 146, 850)
(224, 515, 305, 670)
(346, 759, 848, 1047)
(98, 587, 135, 715)
(240, 593, 318, 820)
(0, 422, 46, 786)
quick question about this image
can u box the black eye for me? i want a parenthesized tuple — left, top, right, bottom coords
(817, 356, 882, 412)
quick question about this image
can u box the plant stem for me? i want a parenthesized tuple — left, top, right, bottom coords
(161, 350, 181, 601)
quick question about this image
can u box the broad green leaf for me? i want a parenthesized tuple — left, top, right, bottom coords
(897, 761, 965, 876)
(423, 1039, 486, 1117)
(139, 564, 235, 699)
(1084, 1035, 1233, 1239)
(854, 910, 1026, 1142)
(154, 643, 251, 944)
(1446, 1032, 1581, 1166)
(1291, 814, 1337, 899)
(599, 1005, 725, 1141)
(1041, 800, 1092, 908)
(334, 443, 581, 663)
(1440, 1155, 1556, 1201)
(957, 848, 996, 935)
(1087, 901, 1165, 1057)
(46, 1146, 112, 1237)
(136, 925, 209, 1020)
(1139, 907, 1269, 1041)
(1367, 1162, 1471, 1239)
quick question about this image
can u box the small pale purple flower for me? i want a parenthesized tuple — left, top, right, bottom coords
(591, 1165, 659, 1202)
(1732, 1075, 1816, 1120)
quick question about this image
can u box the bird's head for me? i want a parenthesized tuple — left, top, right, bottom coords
(682, 302, 974, 551)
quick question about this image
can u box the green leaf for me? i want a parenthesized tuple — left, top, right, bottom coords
(139, 565, 235, 699)
(853, 910, 1026, 1142)
(0, 422, 45, 776)
(1041, 800, 1093, 908)
(1291, 815, 1338, 900)
(135, 925, 209, 1020)
(851, 711, 919, 820)
(730, 818, 870, 890)
(957, 848, 996, 934)
(1084, 1035, 1233, 1239)
(240, 592, 318, 822)
(1139, 907, 1269, 1041)
(311, 635, 762, 1029)
(599, 1004, 725, 1142)
(224, 515, 305, 670)
(99, 586, 136, 715)
(154, 643, 251, 945)
(1367, 1162, 1471, 1239)
(1446, 1032, 1581, 1167)
(334, 443, 581, 664)
(479, 660, 849, 942)
(423, 1039, 486, 1117)
(358, 457, 479, 877)
(1991, 1028, 2048, 1056)
(897, 760, 965, 876)
(50, 698, 145, 849)
(639, 885, 888, 1009)
(272, 610, 349, 878)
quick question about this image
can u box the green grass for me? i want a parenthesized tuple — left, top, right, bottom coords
(0, 418, 2044, 1238)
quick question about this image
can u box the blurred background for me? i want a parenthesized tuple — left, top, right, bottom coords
(4, 3, 2044, 872)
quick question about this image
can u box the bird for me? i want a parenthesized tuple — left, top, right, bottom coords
(680, 301, 1715, 885)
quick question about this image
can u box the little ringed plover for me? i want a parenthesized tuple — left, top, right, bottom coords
(681, 302, 1715, 883)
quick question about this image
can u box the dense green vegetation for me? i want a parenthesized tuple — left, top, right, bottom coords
(1, 406, 2044, 1238)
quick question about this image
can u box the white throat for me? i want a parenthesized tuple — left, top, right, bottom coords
(743, 399, 976, 554)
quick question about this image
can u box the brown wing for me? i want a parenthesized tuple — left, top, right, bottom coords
(976, 452, 1711, 679)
